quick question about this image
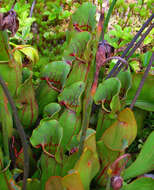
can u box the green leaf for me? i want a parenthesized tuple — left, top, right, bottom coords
(62, 172, 84, 190)
(0, 95, 13, 138)
(22, 67, 32, 83)
(102, 108, 137, 151)
(143, 28, 154, 45)
(59, 109, 81, 150)
(13, 50, 23, 76)
(129, 61, 140, 72)
(40, 61, 71, 89)
(62, 152, 79, 176)
(15, 74, 38, 127)
(45, 176, 63, 190)
(117, 71, 132, 98)
(0, 38, 22, 100)
(94, 78, 121, 112)
(77, 128, 97, 153)
(67, 135, 80, 151)
(0, 31, 9, 62)
(133, 107, 147, 137)
(83, 129, 97, 153)
(43, 103, 61, 118)
(0, 63, 21, 99)
(15, 45, 39, 64)
(96, 111, 116, 141)
(0, 170, 21, 190)
(114, 24, 122, 35)
(123, 131, 154, 180)
(122, 177, 154, 190)
(74, 148, 100, 190)
(59, 10, 71, 19)
(36, 81, 59, 115)
(45, 172, 85, 190)
(65, 63, 88, 87)
(142, 51, 152, 67)
(18, 179, 40, 190)
(30, 119, 63, 147)
(110, 95, 121, 113)
(58, 81, 85, 110)
(96, 140, 123, 186)
(126, 73, 154, 111)
(64, 32, 91, 62)
(71, 2, 96, 32)
(41, 154, 62, 189)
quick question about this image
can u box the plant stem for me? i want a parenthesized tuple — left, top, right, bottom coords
(78, 43, 98, 156)
(11, 0, 17, 10)
(96, 109, 104, 141)
(106, 177, 111, 190)
(103, 0, 117, 34)
(78, 65, 94, 156)
(30, 0, 36, 17)
(78, 96, 93, 156)
(114, 23, 154, 76)
(0, 74, 29, 190)
(130, 53, 154, 109)
(0, 31, 29, 190)
(102, 56, 128, 67)
(91, 56, 128, 96)
(106, 13, 154, 79)
(126, 24, 154, 60)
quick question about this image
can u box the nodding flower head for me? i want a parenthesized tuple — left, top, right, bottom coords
(0, 10, 19, 36)
(111, 176, 123, 190)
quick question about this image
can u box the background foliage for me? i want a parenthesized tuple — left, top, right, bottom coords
(0, 0, 153, 190)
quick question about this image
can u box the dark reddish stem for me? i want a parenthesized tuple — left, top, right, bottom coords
(106, 14, 154, 79)
(110, 154, 131, 176)
(114, 23, 154, 76)
(91, 65, 100, 96)
(102, 56, 128, 67)
(130, 53, 154, 109)
(29, 0, 36, 17)
(11, 0, 17, 10)
(0, 74, 29, 190)
(91, 56, 128, 96)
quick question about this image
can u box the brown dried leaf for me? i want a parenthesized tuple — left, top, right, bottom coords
(0, 10, 19, 36)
